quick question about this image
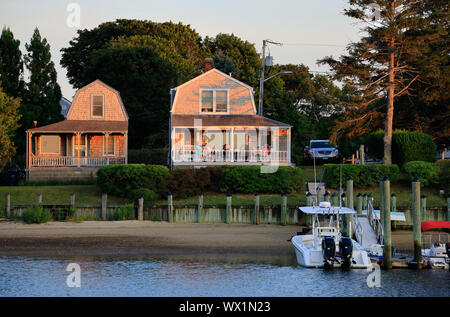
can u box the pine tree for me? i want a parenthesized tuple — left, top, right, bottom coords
(23, 28, 62, 126)
(0, 27, 25, 98)
(320, 0, 432, 164)
(0, 87, 21, 170)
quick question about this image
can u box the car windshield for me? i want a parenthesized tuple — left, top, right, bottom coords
(311, 142, 332, 148)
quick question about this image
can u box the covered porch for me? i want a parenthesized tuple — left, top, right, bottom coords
(26, 120, 128, 169)
(171, 115, 292, 166)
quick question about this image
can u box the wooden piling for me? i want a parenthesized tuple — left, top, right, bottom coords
(382, 176, 392, 270)
(101, 193, 107, 220)
(360, 145, 365, 165)
(281, 193, 287, 226)
(420, 195, 427, 222)
(225, 194, 232, 224)
(254, 193, 260, 225)
(356, 193, 362, 214)
(5, 193, 10, 218)
(306, 192, 312, 226)
(198, 193, 203, 223)
(168, 193, 173, 223)
(379, 179, 385, 222)
(412, 177, 422, 268)
(368, 193, 374, 208)
(138, 196, 144, 221)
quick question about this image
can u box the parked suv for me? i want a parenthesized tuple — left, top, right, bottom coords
(304, 140, 339, 163)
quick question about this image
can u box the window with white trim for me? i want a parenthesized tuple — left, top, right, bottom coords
(201, 90, 228, 113)
(91, 95, 104, 118)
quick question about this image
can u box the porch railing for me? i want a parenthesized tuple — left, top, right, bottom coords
(172, 149, 288, 163)
(31, 156, 126, 168)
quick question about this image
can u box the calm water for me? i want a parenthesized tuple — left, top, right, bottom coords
(0, 255, 448, 297)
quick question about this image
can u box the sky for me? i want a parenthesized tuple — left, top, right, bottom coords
(0, 0, 362, 99)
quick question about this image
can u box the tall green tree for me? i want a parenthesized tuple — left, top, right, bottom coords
(0, 86, 21, 170)
(320, 0, 434, 164)
(0, 27, 25, 98)
(23, 28, 62, 125)
(204, 33, 260, 86)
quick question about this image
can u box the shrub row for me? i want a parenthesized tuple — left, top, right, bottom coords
(438, 161, 450, 190)
(402, 161, 440, 187)
(97, 165, 305, 201)
(323, 164, 400, 188)
(362, 130, 436, 166)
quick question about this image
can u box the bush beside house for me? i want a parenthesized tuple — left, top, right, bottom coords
(323, 164, 400, 188)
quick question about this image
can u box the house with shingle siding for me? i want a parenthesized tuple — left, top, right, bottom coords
(26, 80, 128, 181)
(169, 59, 292, 168)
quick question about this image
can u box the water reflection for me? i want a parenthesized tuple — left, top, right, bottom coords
(0, 255, 448, 297)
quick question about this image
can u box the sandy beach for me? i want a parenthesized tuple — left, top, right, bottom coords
(0, 220, 419, 258)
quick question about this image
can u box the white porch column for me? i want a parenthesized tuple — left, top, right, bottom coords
(124, 132, 128, 164)
(77, 132, 81, 168)
(230, 127, 234, 162)
(288, 128, 291, 164)
(105, 132, 110, 165)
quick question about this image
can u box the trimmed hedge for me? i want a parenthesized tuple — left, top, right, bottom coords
(97, 164, 169, 199)
(438, 161, 450, 190)
(128, 148, 168, 165)
(97, 165, 305, 200)
(323, 164, 400, 188)
(361, 130, 437, 166)
(402, 161, 440, 187)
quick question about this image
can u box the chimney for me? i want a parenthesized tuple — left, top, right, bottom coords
(204, 58, 213, 72)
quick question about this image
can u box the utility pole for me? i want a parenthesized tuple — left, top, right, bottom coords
(258, 40, 282, 116)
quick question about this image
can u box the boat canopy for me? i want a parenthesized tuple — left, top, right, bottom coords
(421, 221, 450, 232)
(299, 206, 356, 215)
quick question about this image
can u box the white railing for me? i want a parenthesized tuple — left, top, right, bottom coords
(31, 156, 125, 167)
(368, 199, 384, 245)
(171, 149, 288, 163)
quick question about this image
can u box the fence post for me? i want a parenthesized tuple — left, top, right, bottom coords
(412, 177, 422, 268)
(391, 193, 397, 230)
(356, 193, 362, 214)
(281, 193, 287, 226)
(324, 191, 330, 203)
(37, 193, 42, 205)
(382, 176, 392, 270)
(5, 193, 10, 218)
(198, 193, 203, 223)
(70, 193, 75, 207)
(101, 193, 107, 220)
(225, 193, 232, 224)
(420, 195, 427, 222)
(138, 196, 144, 221)
(331, 192, 338, 207)
(168, 192, 173, 223)
(254, 193, 260, 225)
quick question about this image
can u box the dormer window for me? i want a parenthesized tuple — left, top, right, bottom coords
(91, 95, 104, 118)
(201, 89, 228, 113)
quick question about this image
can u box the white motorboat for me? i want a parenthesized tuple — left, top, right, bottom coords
(291, 202, 372, 269)
(420, 221, 450, 269)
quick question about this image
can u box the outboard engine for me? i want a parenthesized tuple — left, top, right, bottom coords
(339, 237, 353, 270)
(322, 236, 336, 269)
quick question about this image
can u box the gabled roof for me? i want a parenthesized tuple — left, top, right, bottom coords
(66, 79, 129, 121)
(173, 68, 254, 91)
(27, 120, 128, 133)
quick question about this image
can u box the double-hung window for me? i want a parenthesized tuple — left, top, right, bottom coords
(91, 95, 104, 118)
(201, 90, 228, 113)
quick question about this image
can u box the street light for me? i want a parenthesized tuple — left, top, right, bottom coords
(264, 71, 293, 82)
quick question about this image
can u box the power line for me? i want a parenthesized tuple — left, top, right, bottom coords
(282, 42, 347, 47)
